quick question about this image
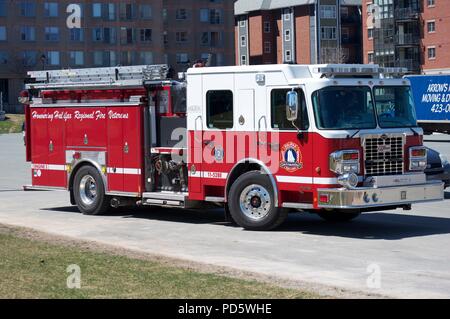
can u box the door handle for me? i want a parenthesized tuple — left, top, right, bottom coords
(124, 142, 129, 154)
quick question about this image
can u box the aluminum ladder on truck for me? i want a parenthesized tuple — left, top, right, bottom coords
(26, 64, 171, 90)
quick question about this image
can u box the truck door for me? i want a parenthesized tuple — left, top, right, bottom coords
(201, 74, 235, 194)
(268, 86, 313, 203)
(30, 108, 49, 187)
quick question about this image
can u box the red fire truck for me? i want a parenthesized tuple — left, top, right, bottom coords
(21, 64, 444, 230)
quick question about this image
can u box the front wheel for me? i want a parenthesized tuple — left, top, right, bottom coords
(228, 171, 288, 231)
(317, 210, 361, 223)
(73, 166, 110, 215)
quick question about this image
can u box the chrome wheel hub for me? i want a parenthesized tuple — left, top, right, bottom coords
(239, 184, 271, 221)
(79, 175, 97, 206)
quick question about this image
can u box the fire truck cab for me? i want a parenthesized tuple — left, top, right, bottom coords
(23, 64, 444, 231)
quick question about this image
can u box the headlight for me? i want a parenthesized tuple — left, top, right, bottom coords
(329, 150, 360, 175)
(440, 154, 449, 167)
(409, 146, 428, 171)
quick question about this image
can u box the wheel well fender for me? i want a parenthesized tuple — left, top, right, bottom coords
(68, 160, 106, 193)
(225, 159, 279, 207)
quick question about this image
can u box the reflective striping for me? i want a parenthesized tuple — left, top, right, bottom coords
(277, 175, 364, 185)
(188, 171, 229, 180)
(107, 168, 142, 175)
(31, 164, 67, 171)
(276, 176, 314, 184)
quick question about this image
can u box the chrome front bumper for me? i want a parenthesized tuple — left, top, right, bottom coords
(317, 181, 444, 209)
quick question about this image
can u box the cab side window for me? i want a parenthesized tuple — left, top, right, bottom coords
(206, 90, 234, 130)
(271, 88, 309, 130)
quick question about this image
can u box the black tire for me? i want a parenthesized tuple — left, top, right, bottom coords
(73, 166, 110, 215)
(228, 171, 288, 231)
(317, 210, 361, 223)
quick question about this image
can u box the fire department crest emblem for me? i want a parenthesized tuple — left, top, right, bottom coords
(280, 142, 303, 172)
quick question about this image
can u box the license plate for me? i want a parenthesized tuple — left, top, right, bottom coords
(401, 191, 407, 200)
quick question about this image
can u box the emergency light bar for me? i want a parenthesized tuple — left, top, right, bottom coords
(313, 65, 407, 78)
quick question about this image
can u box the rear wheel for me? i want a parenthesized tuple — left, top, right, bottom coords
(73, 166, 110, 215)
(317, 210, 361, 223)
(228, 171, 288, 231)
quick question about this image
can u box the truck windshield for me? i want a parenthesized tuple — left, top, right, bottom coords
(373, 86, 418, 128)
(312, 86, 377, 130)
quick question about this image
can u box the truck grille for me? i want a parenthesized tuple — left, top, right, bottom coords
(364, 135, 405, 176)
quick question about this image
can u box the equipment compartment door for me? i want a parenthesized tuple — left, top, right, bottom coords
(122, 106, 143, 194)
(107, 106, 124, 192)
(30, 108, 49, 187)
(47, 108, 67, 188)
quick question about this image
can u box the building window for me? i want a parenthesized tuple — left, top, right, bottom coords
(0, 51, 8, 64)
(264, 21, 271, 33)
(368, 28, 374, 39)
(283, 8, 291, 21)
(119, 3, 135, 20)
(92, 3, 102, 18)
(20, 1, 36, 17)
(0, 26, 6, 41)
(210, 9, 222, 24)
(427, 0, 435, 7)
(69, 51, 84, 66)
(140, 29, 152, 42)
(20, 26, 36, 41)
(241, 35, 246, 47)
(44, 2, 58, 17)
(45, 27, 59, 41)
(93, 51, 104, 66)
(176, 53, 189, 64)
(140, 52, 153, 65)
(428, 47, 436, 59)
(320, 5, 336, 19)
(176, 8, 187, 20)
(46, 51, 60, 66)
(240, 55, 247, 65)
(206, 90, 234, 130)
(200, 9, 210, 22)
(176, 31, 188, 43)
(140, 4, 152, 19)
(22, 51, 37, 66)
(120, 27, 134, 44)
(106, 3, 116, 20)
(368, 52, 374, 64)
(239, 19, 246, 27)
(321, 27, 337, 40)
(70, 28, 84, 42)
(264, 41, 271, 54)
(342, 27, 349, 41)
(427, 21, 436, 33)
(285, 50, 292, 62)
(0, 0, 6, 17)
(285, 29, 291, 42)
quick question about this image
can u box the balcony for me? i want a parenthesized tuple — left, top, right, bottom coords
(395, 33, 420, 46)
(341, 14, 360, 24)
(395, 59, 421, 73)
(394, 7, 420, 21)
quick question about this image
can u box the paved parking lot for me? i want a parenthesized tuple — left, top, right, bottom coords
(0, 133, 449, 298)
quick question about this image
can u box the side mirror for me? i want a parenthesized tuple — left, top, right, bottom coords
(286, 90, 299, 122)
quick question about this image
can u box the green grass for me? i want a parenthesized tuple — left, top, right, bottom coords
(0, 114, 24, 134)
(0, 232, 319, 299)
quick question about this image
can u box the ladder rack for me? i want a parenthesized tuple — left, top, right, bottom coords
(26, 64, 169, 90)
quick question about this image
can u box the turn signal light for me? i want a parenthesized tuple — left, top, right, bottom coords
(343, 152, 359, 161)
(411, 149, 426, 157)
(319, 194, 330, 203)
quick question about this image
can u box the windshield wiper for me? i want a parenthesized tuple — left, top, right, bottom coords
(410, 127, 419, 136)
(347, 130, 361, 139)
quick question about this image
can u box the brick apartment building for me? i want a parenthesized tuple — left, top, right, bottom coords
(0, 0, 235, 112)
(234, 0, 363, 66)
(363, 0, 450, 74)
